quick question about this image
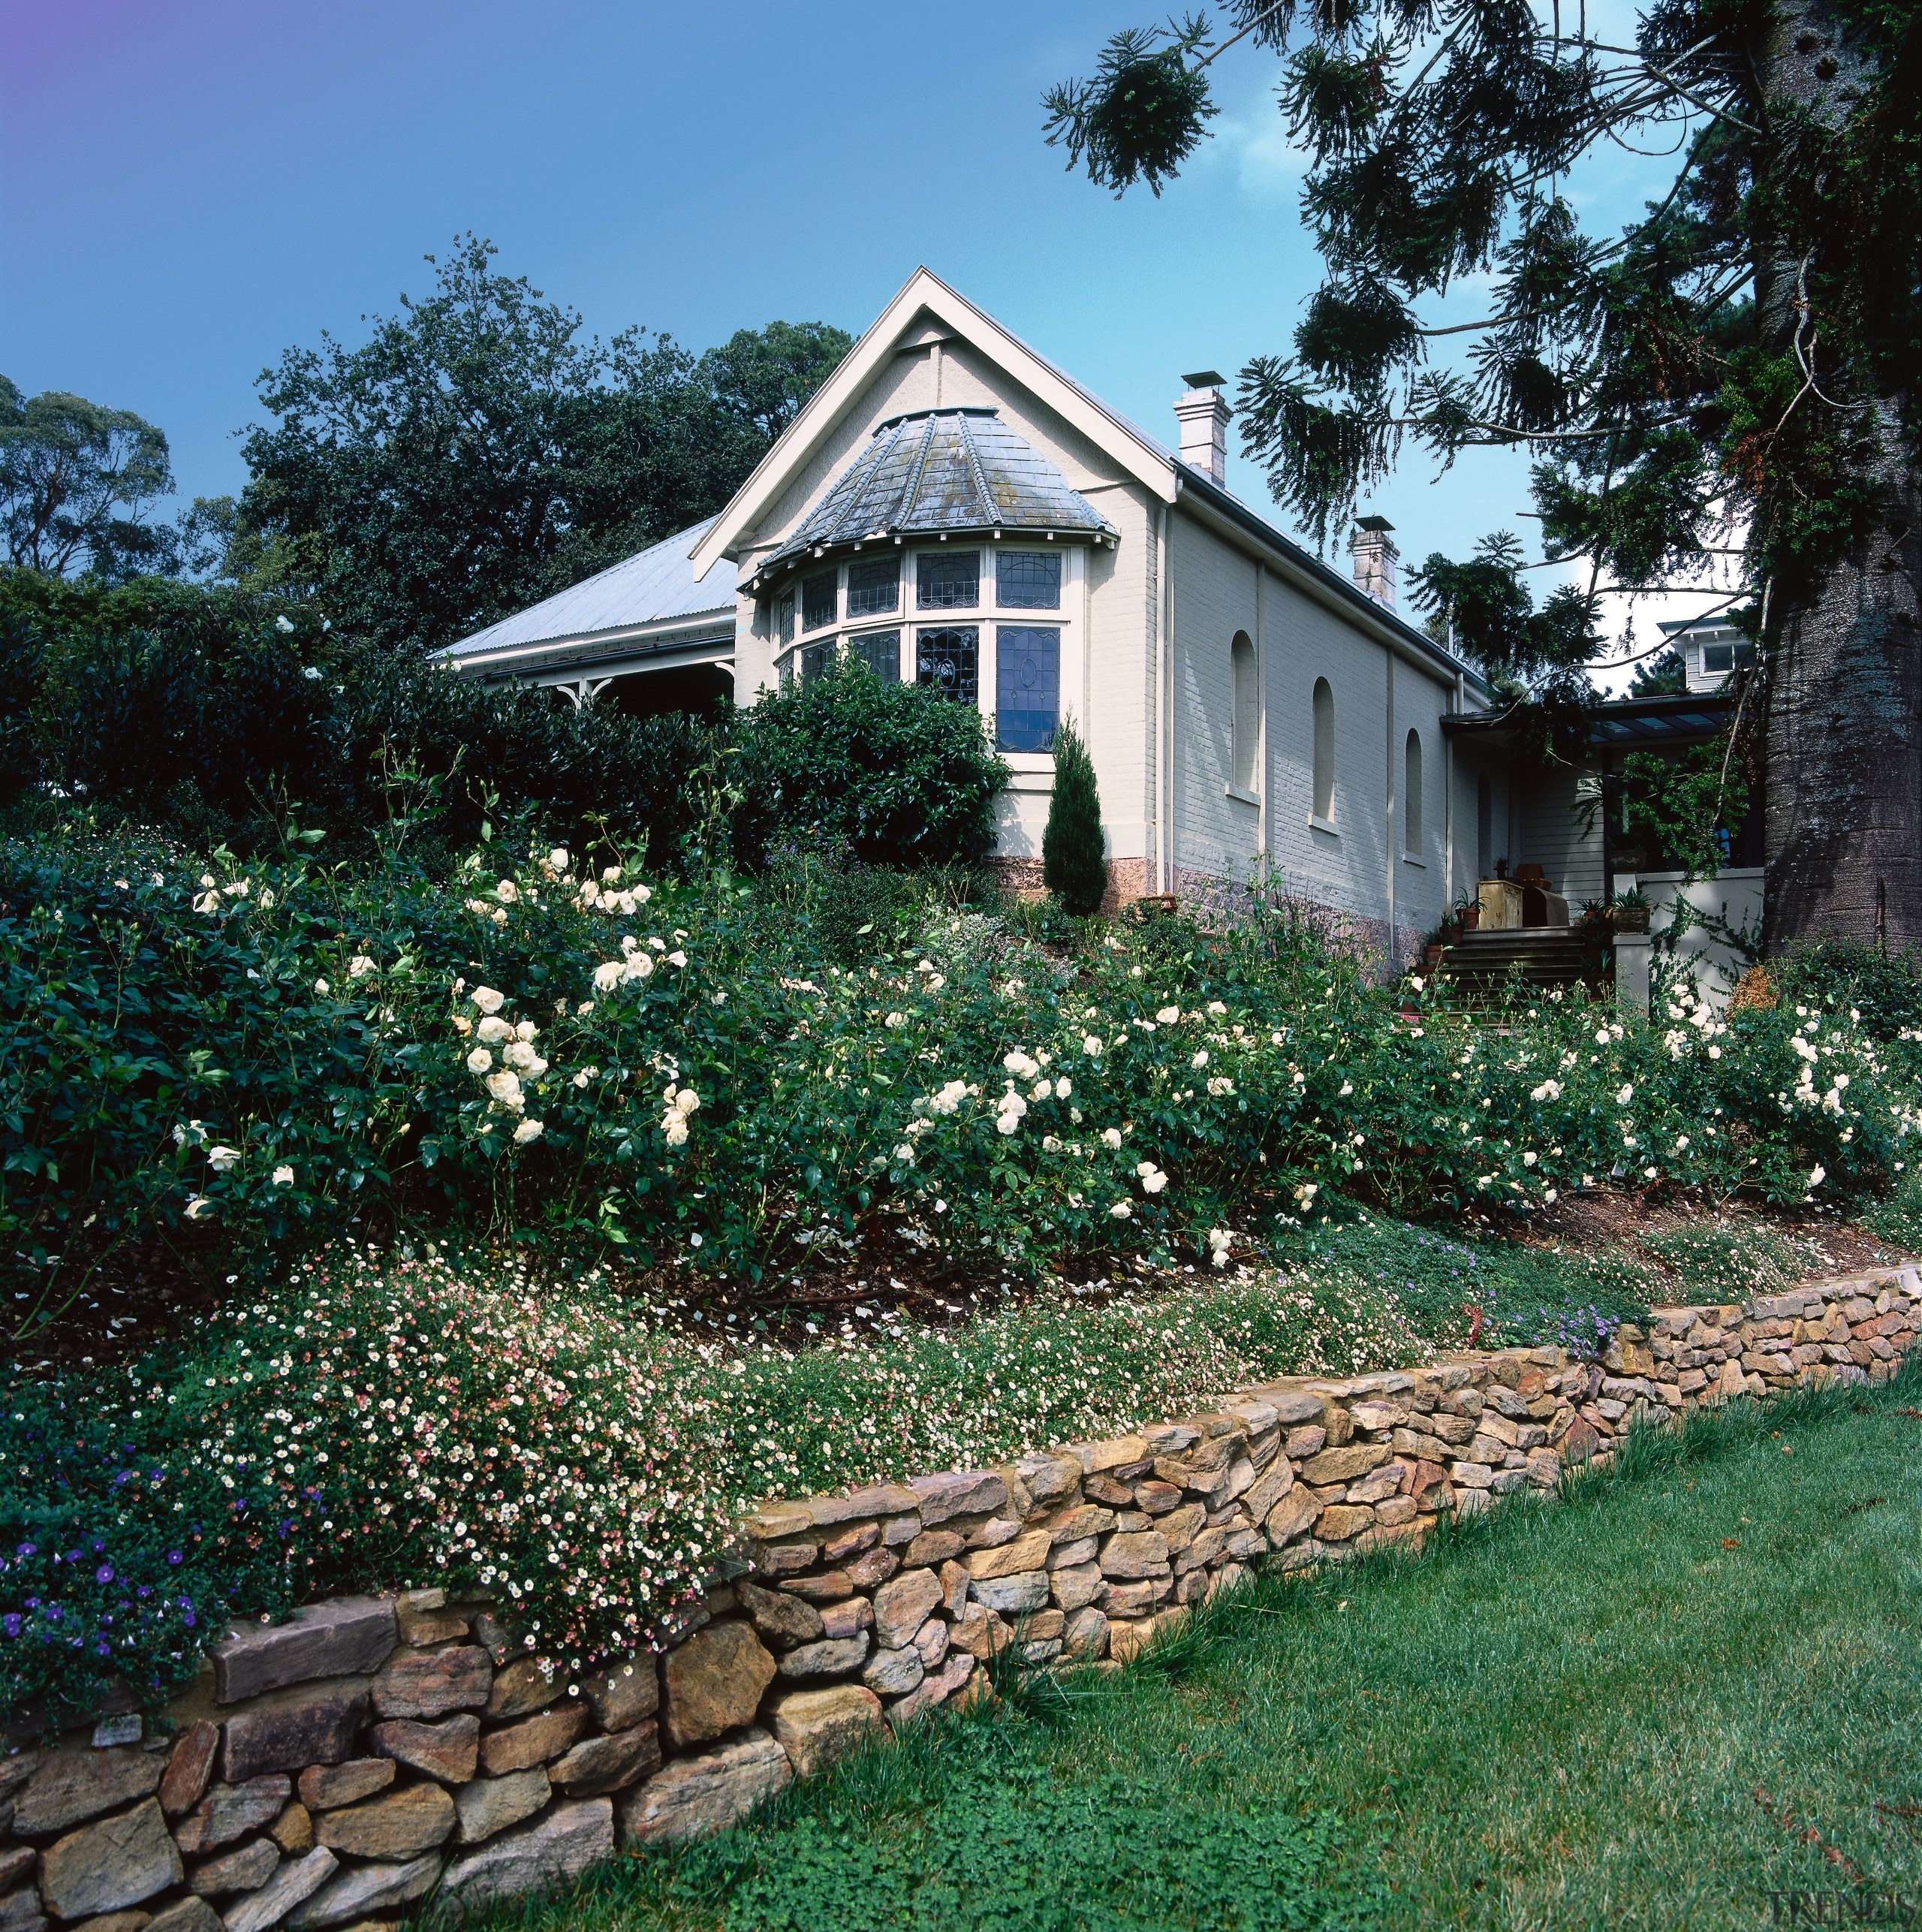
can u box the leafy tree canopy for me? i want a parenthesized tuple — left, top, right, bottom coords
(233, 237, 852, 652)
(0, 378, 175, 580)
(1043, 0, 1917, 677)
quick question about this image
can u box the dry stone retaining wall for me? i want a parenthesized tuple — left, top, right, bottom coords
(3, 1268, 1914, 1928)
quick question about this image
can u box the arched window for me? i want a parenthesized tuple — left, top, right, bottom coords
(1311, 677, 1336, 822)
(1403, 728, 1423, 855)
(1476, 770, 1493, 880)
(1230, 631, 1257, 794)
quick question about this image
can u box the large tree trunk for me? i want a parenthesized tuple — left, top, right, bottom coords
(1760, 0, 1922, 954)
(1763, 443, 1922, 952)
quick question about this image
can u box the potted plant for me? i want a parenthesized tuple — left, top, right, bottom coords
(1612, 888, 1651, 933)
(1455, 896, 1481, 932)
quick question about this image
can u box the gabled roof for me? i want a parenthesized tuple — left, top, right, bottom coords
(447, 519, 735, 662)
(690, 267, 1176, 578)
(749, 408, 1116, 589)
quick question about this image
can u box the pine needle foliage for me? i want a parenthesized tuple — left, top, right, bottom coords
(1041, 715, 1108, 917)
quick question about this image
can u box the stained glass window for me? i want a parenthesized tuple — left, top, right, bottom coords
(996, 550, 1061, 609)
(800, 640, 836, 685)
(917, 550, 979, 610)
(916, 626, 978, 706)
(803, 570, 837, 633)
(996, 626, 1059, 752)
(777, 590, 795, 647)
(850, 629, 899, 683)
(847, 556, 900, 617)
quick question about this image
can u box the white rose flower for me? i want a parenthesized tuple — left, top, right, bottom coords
(664, 1117, 689, 1148)
(996, 1114, 1020, 1136)
(472, 987, 505, 1014)
(1109, 1200, 1133, 1219)
(1101, 1127, 1124, 1149)
(1055, 1077, 1072, 1099)
(348, 954, 375, 979)
(486, 1069, 523, 1108)
(667, 951, 688, 969)
(592, 961, 624, 992)
(1616, 1084, 1634, 1105)
(884, 1012, 906, 1028)
(513, 1118, 544, 1146)
(193, 891, 221, 913)
(1207, 1001, 1227, 1016)
(1191, 1050, 1209, 1068)
(622, 954, 655, 983)
(206, 1145, 241, 1173)
(1140, 1168, 1167, 1195)
(496, 879, 520, 904)
(1522, 1150, 1538, 1167)
(504, 1041, 536, 1069)
(548, 848, 569, 873)
(676, 1089, 701, 1115)
(184, 1195, 213, 1220)
(572, 1068, 595, 1089)
(514, 1020, 538, 1041)
(1809, 1162, 1827, 1188)
(477, 1016, 511, 1043)
(1156, 1005, 1180, 1024)
(1003, 1051, 1039, 1079)
(272, 1165, 294, 1186)
(275, 613, 295, 632)
(601, 866, 622, 884)
(1083, 1035, 1102, 1056)
(1032, 1080, 1051, 1102)
(467, 1047, 493, 1074)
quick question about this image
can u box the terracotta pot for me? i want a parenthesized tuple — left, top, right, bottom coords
(1423, 945, 1445, 969)
(1457, 905, 1481, 932)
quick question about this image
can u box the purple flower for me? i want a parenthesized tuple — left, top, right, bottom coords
(95, 1564, 114, 1584)
(1, 1615, 19, 1638)
(182, 1611, 197, 1629)
(16, 1543, 34, 1558)
(167, 1551, 183, 1566)
(46, 1606, 62, 1623)
(136, 1585, 152, 1600)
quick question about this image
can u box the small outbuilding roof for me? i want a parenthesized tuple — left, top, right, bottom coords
(749, 408, 1116, 589)
(447, 518, 736, 662)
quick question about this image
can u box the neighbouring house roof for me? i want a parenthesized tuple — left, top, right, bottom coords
(446, 520, 736, 671)
(747, 408, 1116, 590)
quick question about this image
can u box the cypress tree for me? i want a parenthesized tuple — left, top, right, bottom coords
(1043, 716, 1108, 918)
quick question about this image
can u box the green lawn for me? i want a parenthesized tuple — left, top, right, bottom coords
(474, 1378, 1922, 1932)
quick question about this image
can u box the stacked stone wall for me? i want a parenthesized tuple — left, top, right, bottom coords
(4, 1269, 1914, 1927)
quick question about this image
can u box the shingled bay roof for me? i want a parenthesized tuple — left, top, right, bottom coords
(750, 408, 1115, 586)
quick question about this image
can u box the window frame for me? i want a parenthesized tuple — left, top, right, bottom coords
(1402, 726, 1425, 863)
(1310, 677, 1337, 831)
(1228, 631, 1258, 800)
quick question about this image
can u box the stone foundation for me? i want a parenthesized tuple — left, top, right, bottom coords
(3, 1270, 1912, 1924)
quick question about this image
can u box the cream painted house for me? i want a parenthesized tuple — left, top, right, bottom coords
(450, 268, 1549, 966)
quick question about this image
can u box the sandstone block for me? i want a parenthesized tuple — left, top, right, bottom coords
(969, 1572, 1050, 1614)
(818, 1599, 872, 1641)
(14, 1751, 164, 1838)
(146, 1901, 221, 1932)
(369, 1647, 491, 1721)
(1172, 1526, 1231, 1575)
(1300, 1445, 1389, 1486)
(581, 1655, 658, 1733)
(965, 1532, 1051, 1581)
(315, 1784, 454, 1861)
(779, 1571, 851, 1605)
(1048, 1536, 1098, 1570)
(453, 1770, 549, 1846)
(439, 1799, 612, 1915)
(1050, 1562, 1105, 1612)
(845, 1548, 900, 1590)
(907, 1471, 1006, 1527)
(617, 1732, 791, 1846)
(1062, 1608, 1109, 1659)
(1242, 1460, 1295, 1525)
(776, 1634, 871, 1678)
(294, 1764, 390, 1813)
(221, 1681, 370, 1784)
(0, 1889, 35, 1932)
(661, 1623, 777, 1750)
(949, 1604, 1011, 1660)
(1265, 1488, 1322, 1544)
(267, 1804, 310, 1858)
(370, 1713, 478, 1784)
(173, 1780, 294, 1857)
(284, 1851, 439, 1930)
(1103, 1577, 1171, 1617)
(872, 1569, 944, 1650)
(1098, 1531, 1169, 1579)
(808, 1484, 919, 1528)
(1451, 1463, 1495, 1490)
(221, 1849, 336, 1932)
(1266, 1391, 1324, 1425)
(549, 1723, 661, 1798)
(821, 1523, 877, 1563)
(912, 1618, 949, 1668)
(737, 1581, 824, 1650)
(938, 1560, 970, 1617)
(41, 1802, 182, 1921)
(1071, 1435, 1149, 1474)
(160, 1726, 220, 1820)
(901, 1530, 965, 1569)
(862, 1648, 925, 1697)
(1375, 1496, 1418, 1527)
(0, 1855, 27, 1895)
(484, 1657, 560, 1721)
(188, 1839, 280, 1896)
(769, 1686, 882, 1780)
(395, 1591, 468, 1647)
(477, 1703, 589, 1777)
(212, 1602, 395, 1707)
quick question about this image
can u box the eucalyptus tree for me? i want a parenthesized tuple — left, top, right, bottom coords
(1044, 0, 1919, 947)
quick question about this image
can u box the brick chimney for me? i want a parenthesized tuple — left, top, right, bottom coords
(1351, 515, 1398, 609)
(1173, 372, 1231, 484)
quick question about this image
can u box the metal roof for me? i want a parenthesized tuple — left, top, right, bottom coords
(447, 518, 736, 661)
(1442, 690, 1733, 754)
(750, 408, 1116, 586)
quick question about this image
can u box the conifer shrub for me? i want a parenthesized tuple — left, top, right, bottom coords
(1042, 715, 1107, 916)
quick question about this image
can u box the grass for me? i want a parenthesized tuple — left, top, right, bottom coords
(458, 1370, 1922, 1932)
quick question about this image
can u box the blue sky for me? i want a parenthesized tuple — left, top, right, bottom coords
(2, 0, 1735, 679)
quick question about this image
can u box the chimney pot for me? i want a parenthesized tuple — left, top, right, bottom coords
(1173, 373, 1232, 485)
(1351, 516, 1399, 610)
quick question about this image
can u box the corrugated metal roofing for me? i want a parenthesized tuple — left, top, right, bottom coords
(753, 408, 1115, 582)
(447, 518, 735, 659)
